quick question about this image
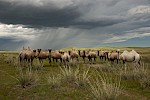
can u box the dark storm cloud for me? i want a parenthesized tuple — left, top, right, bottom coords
(0, 0, 150, 50)
(73, 17, 126, 29)
(0, 0, 81, 28)
(0, 0, 126, 28)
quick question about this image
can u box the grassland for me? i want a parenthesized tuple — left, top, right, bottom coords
(0, 47, 150, 100)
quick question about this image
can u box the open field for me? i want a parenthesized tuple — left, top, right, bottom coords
(0, 47, 150, 100)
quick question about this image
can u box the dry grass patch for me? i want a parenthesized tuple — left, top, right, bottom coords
(59, 66, 90, 88)
(59, 66, 79, 84)
(76, 67, 90, 88)
(120, 64, 148, 80)
(4, 54, 18, 66)
(47, 74, 61, 89)
(88, 70, 122, 100)
(15, 66, 39, 88)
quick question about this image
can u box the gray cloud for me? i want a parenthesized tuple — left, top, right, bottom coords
(0, 0, 81, 28)
(0, 0, 127, 28)
(0, 0, 150, 50)
(0, 37, 27, 50)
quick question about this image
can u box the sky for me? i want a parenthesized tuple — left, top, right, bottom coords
(0, 0, 150, 50)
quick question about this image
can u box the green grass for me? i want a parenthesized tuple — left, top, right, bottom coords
(0, 47, 150, 100)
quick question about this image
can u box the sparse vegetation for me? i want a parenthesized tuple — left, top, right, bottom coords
(15, 65, 39, 88)
(3, 54, 18, 66)
(59, 66, 79, 84)
(76, 66, 90, 88)
(47, 74, 61, 89)
(120, 63, 149, 81)
(0, 47, 150, 100)
(88, 70, 122, 100)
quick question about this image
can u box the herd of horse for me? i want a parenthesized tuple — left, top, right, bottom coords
(19, 47, 141, 66)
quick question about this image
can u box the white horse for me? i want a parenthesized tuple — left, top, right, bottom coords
(119, 50, 141, 65)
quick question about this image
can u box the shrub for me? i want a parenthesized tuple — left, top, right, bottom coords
(4, 54, 18, 66)
(76, 67, 90, 88)
(120, 65, 135, 80)
(88, 71, 122, 100)
(139, 76, 150, 89)
(16, 66, 39, 88)
(59, 66, 79, 84)
(97, 64, 114, 72)
(32, 63, 44, 70)
(137, 63, 150, 89)
(120, 63, 148, 80)
(47, 74, 61, 89)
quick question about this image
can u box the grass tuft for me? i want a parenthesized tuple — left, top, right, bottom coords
(137, 64, 150, 89)
(88, 70, 122, 100)
(47, 74, 61, 89)
(59, 66, 79, 84)
(120, 63, 148, 80)
(76, 67, 90, 88)
(15, 65, 39, 88)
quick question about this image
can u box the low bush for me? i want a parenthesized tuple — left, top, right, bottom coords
(88, 70, 122, 100)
